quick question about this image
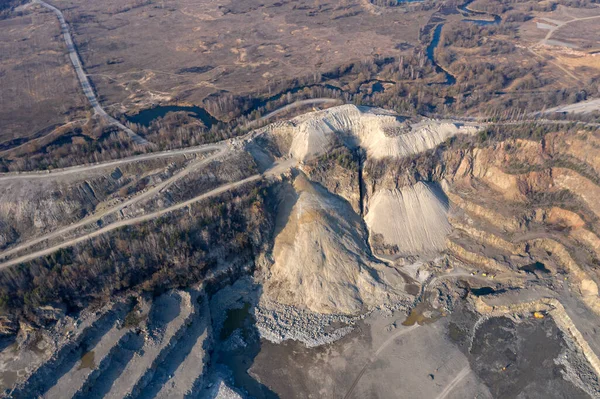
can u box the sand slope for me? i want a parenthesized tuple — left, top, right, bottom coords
(264, 174, 403, 315)
(270, 105, 478, 161)
(365, 182, 451, 257)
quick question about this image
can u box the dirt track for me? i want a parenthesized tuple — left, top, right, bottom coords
(33, 0, 148, 145)
(0, 157, 295, 269)
(540, 14, 600, 45)
(246, 98, 344, 128)
(434, 366, 470, 399)
(540, 98, 600, 115)
(343, 324, 420, 399)
(0, 145, 226, 262)
(0, 144, 225, 182)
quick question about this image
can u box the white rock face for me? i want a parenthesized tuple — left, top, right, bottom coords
(278, 104, 478, 161)
(365, 182, 451, 257)
(212, 380, 244, 399)
(264, 174, 403, 315)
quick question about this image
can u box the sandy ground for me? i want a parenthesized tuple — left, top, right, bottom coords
(541, 98, 600, 114)
(249, 287, 598, 398)
(365, 182, 451, 258)
(250, 307, 491, 399)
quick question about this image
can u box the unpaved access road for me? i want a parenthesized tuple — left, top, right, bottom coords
(343, 324, 420, 399)
(0, 144, 225, 182)
(245, 98, 344, 128)
(0, 158, 296, 269)
(539, 14, 600, 46)
(539, 98, 600, 115)
(435, 366, 471, 399)
(0, 145, 227, 262)
(33, 0, 148, 145)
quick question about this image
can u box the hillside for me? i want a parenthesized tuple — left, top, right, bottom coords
(264, 174, 404, 315)
(1, 106, 600, 398)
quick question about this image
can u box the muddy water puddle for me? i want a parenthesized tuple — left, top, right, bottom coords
(220, 302, 251, 340)
(405, 284, 420, 296)
(402, 300, 444, 326)
(78, 350, 96, 370)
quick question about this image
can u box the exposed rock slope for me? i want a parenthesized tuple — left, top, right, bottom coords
(262, 104, 479, 161)
(264, 174, 403, 315)
(365, 182, 451, 258)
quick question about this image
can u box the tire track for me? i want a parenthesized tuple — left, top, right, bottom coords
(33, 0, 148, 145)
(0, 146, 226, 262)
(343, 324, 419, 399)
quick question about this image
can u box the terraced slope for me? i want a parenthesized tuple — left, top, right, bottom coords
(1, 106, 600, 397)
(4, 289, 215, 399)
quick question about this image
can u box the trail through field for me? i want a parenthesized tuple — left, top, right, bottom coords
(33, 0, 148, 145)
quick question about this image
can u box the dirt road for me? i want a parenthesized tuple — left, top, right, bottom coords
(0, 157, 295, 269)
(0, 146, 226, 262)
(246, 98, 344, 128)
(540, 14, 600, 45)
(539, 98, 600, 115)
(0, 144, 225, 182)
(343, 324, 420, 399)
(434, 366, 471, 399)
(33, 0, 148, 145)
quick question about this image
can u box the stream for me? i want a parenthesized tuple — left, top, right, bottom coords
(426, 0, 501, 85)
(126, 1, 501, 128)
(458, 0, 501, 26)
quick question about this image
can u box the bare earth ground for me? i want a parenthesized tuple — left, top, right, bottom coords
(250, 299, 593, 399)
(46, 0, 432, 112)
(519, 5, 600, 85)
(0, 6, 87, 142)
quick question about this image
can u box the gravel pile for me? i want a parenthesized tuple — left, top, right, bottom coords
(255, 300, 362, 347)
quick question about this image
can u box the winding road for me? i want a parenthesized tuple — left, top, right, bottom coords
(33, 0, 148, 145)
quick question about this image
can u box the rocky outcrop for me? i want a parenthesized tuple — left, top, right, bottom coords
(446, 240, 506, 272)
(303, 155, 361, 214)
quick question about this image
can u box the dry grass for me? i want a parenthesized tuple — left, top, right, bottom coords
(47, 0, 433, 111)
(0, 7, 87, 142)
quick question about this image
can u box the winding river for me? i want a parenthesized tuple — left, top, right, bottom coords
(129, 1, 502, 127)
(426, 0, 501, 85)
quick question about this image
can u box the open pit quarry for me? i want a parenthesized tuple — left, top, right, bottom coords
(0, 105, 600, 398)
